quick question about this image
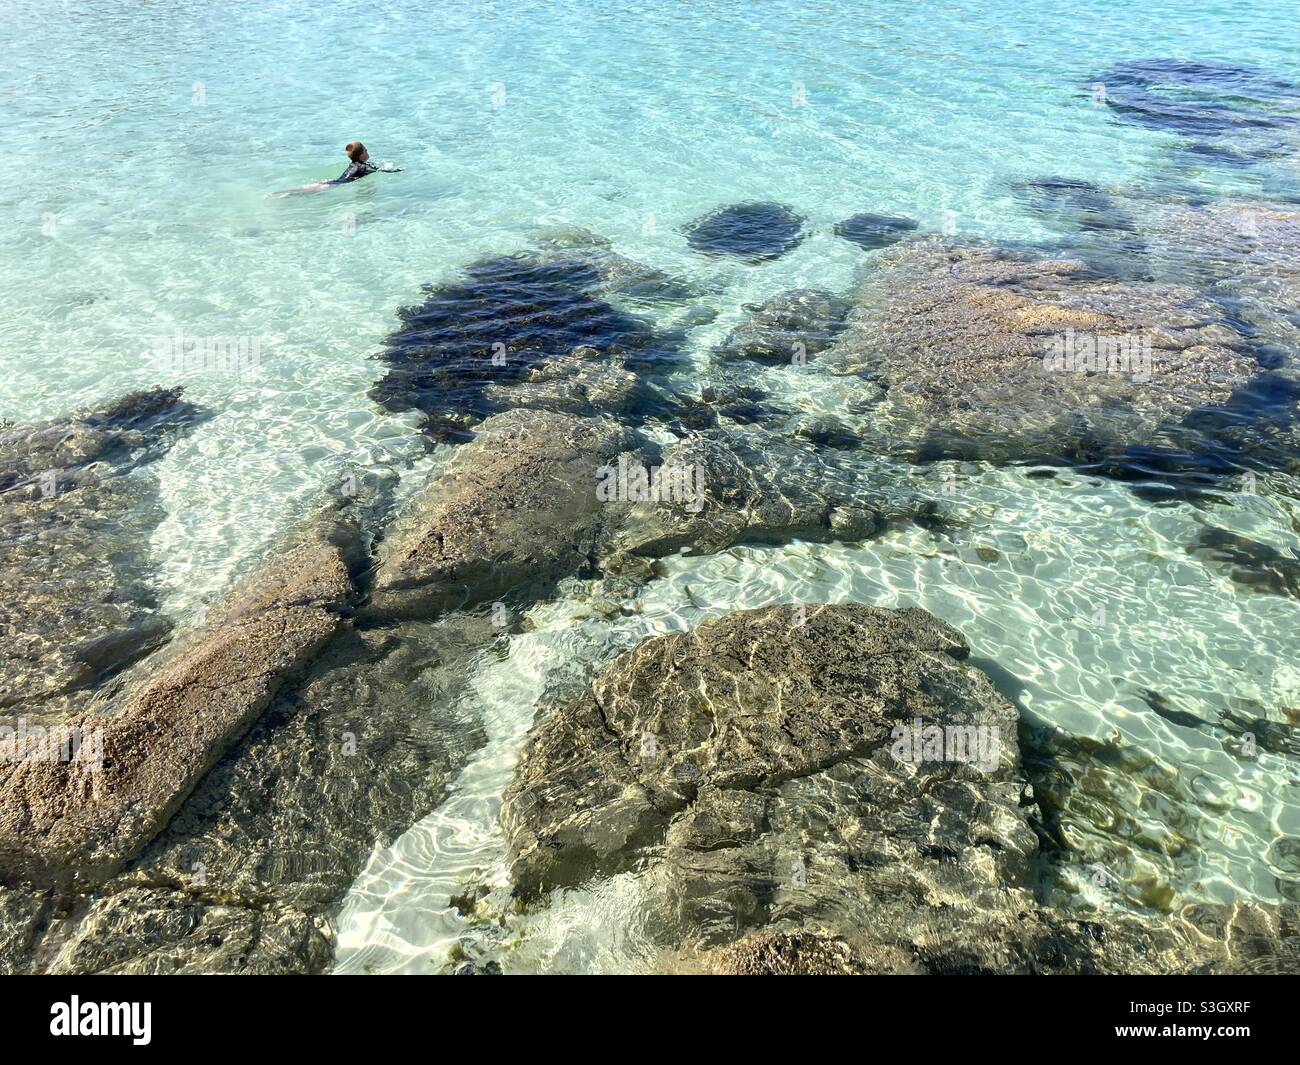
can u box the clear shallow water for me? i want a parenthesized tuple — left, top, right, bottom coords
(4, 0, 1300, 972)
(335, 465, 1300, 973)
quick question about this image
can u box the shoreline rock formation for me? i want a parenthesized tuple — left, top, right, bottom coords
(0, 479, 494, 973)
(5, 186, 1299, 975)
(365, 408, 909, 623)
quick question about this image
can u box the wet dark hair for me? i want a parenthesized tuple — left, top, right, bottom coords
(345, 141, 367, 162)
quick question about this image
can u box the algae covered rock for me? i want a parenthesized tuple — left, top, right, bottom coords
(822, 239, 1258, 461)
(369, 247, 667, 441)
(717, 289, 851, 364)
(833, 211, 918, 251)
(684, 202, 807, 263)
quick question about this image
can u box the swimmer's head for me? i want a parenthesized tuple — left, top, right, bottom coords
(344, 141, 369, 163)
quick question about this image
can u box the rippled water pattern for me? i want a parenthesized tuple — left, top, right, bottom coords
(3, 0, 1299, 973)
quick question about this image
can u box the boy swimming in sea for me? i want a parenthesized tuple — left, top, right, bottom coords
(273, 141, 400, 196)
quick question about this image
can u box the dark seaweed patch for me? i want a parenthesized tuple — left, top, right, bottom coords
(1093, 58, 1300, 138)
(1189, 527, 1300, 599)
(833, 212, 918, 251)
(1009, 176, 1149, 278)
(1175, 141, 1284, 169)
(369, 251, 667, 440)
(1011, 177, 1138, 234)
(684, 201, 806, 262)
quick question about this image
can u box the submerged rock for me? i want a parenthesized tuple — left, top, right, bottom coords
(530, 226, 698, 304)
(369, 248, 666, 441)
(821, 239, 1259, 463)
(367, 408, 908, 623)
(501, 604, 1018, 892)
(47, 612, 492, 974)
(500, 604, 1065, 970)
(0, 386, 196, 494)
(0, 389, 199, 724)
(0, 886, 48, 975)
(1138, 203, 1300, 474)
(47, 887, 335, 976)
(698, 931, 875, 975)
(502, 603, 1300, 973)
(1146, 204, 1300, 351)
(683, 202, 806, 262)
(0, 509, 358, 889)
(833, 212, 918, 251)
(599, 431, 884, 563)
(1012, 177, 1140, 235)
(367, 410, 643, 620)
(480, 350, 646, 421)
(1009, 176, 1148, 278)
(1189, 527, 1300, 599)
(1, 481, 495, 972)
(1093, 59, 1300, 138)
(716, 289, 851, 364)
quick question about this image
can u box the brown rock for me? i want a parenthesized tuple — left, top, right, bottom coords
(822, 239, 1260, 460)
(0, 517, 356, 889)
(366, 410, 642, 620)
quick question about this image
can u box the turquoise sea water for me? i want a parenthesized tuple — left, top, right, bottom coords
(5, 0, 1298, 597)
(4, 0, 1300, 972)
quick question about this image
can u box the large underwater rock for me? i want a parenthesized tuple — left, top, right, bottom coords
(833, 212, 918, 251)
(366, 411, 907, 622)
(820, 238, 1259, 462)
(499, 603, 1058, 969)
(480, 349, 646, 421)
(501, 603, 1300, 974)
(692, 902, 1300, 975)
(44, 611, 492, 974)
(599, 430, 887, 564)
(367, 410, 643, 620)
(0, 388, 198, 725)
(0, 508, 359, 890)
(1133, 202, 1300, 476)
(46, 886, 335, 976)
(716, 289, 851, 364)
(1146, 203, 1300, 347)
(683, 202, 807, 263)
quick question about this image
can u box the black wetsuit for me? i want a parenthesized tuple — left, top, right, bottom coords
(330, 160, 379, 184)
